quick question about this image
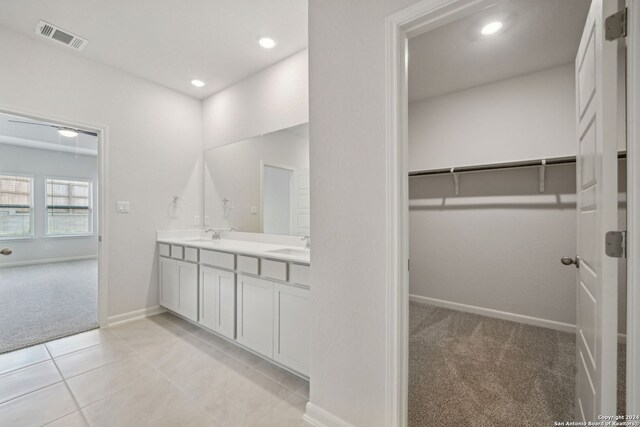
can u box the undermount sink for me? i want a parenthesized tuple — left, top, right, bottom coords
(267, 248, 310, 257)
(185, 238, 216, 243)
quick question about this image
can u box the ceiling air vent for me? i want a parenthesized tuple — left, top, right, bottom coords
(34, 20, 89, 51)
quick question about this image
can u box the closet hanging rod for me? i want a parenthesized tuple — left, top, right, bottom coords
(408, 152, 627, 177)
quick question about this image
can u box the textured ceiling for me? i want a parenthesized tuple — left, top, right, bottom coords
(408, 0, 590, 103)
(0, 0, 308, 99)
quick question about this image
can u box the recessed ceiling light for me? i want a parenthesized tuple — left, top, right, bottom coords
(481, 21, 503, 36)
(258, 37, 276, 49)
(191, 79, 206, 88)
(58, 128, 78, 138)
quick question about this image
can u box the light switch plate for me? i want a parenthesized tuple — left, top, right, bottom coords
(116, 201, 130, 213)
(250, 206, 258, 215)
(194, 215, 200, 226)
(204, 216, 210, 226)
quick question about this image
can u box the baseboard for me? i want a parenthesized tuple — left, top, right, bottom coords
(618, 333, 627, 344)
(107, 305, 166, 326)
(303, 402, 355, 427)
(0, 255, 97, 268)
(409, 294, 576, 333)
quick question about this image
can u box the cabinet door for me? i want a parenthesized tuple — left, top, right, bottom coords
(236, 274, 274, 358)
(274, 284, 310, 376)
(159, 257, 179, 311)
(199, 266, 217, 330)
(177, 261, 198, 322)
(215, 269, 236, 339)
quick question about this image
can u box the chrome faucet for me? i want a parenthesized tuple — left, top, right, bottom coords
(302, 235, 310, 250)
(205, 228, 236, 240)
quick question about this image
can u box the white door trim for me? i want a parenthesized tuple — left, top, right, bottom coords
(384, 0, 639, 424)
(626, 0, 640, 416)
(0, 105, 110, 328)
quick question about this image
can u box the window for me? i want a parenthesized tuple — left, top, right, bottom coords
(0, 174, 33, 238)
(46, 178, 92, 236)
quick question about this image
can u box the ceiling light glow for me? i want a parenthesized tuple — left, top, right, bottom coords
(481, 21, 503, 36)
(58, 128, 78, 138)
(191, 79, 206, 87)
(259, 37, 276, 49)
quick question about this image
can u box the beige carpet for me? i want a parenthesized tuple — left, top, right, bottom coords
(409, 302, 575, 427)
(0, 259, 98, 354)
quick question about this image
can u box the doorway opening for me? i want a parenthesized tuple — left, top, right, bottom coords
(385, 0, 636, 425)
(0, 111, 102, 353)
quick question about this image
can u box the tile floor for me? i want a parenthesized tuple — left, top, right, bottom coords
(0, 312, 309, 426)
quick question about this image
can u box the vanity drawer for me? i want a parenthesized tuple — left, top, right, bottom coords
(289, 263, 310, 287)
(261, 259, 287, 281)
(170, 245, 184, 260)
(158, 243, 171, 257)
(200, 249, 235, 270)
(184, 247, 199, 263)
(237, 255, 259, 275)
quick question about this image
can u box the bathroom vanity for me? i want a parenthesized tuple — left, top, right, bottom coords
(157, 235, 310, 377)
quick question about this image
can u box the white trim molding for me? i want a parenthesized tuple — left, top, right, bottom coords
(106, 305, 166, 327)
(0, 104, 109, 329)
(384, 1, 501, 425)
(0, 255, 97, 268)
(626, 0, 640, 416)
(303, 402, 355, 427)
(386, 1, 639, 423)
(409, 294, 576, 333)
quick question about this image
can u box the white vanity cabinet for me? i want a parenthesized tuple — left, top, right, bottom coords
(177, 261, 198, 321)
(200, 266, 236, 339)
(158, 244, 198, 322)
(274, 283, 310, 376)
(159, 256, 179, 312)
(158, 240, 311, 377)
(236, 274, 275, 358)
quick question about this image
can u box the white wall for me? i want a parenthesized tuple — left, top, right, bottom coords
(407, 64, 579, 327)
(408, 63, 576, 171)
(0, 27, 203, 319)
(308, 0, 418, 425)
(409, 165, 578, 326)
(202, 49, 309, 150)
(0, 144, 97, 265)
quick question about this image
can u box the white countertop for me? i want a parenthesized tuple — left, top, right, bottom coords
(157, 237, 311, 264)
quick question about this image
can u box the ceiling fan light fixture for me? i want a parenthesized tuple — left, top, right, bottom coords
(58, 128, 79, 138)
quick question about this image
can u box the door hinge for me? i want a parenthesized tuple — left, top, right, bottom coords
(98, 235, 102, 242)
(408, 259, 410, 271)
(605, 230, 626, 258)
(605, 8, 627, 41)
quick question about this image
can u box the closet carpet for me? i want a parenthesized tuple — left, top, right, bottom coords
(0, 259, 98, 354)
(409, 301, 575, 427)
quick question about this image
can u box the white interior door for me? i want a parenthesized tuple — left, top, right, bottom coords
(574, 0, 620, 420)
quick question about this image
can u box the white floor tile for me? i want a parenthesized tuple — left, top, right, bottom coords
(0, 360, 62, 404)
(66, 353, 159, 407)
(0, 382, 78, 426)
(54, 339, 134, 379)
(0, 344, 50, 375)
(44, 411, 89, 427)
(46, 328, 120, 358)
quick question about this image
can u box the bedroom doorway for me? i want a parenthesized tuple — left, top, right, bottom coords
(0, 110, 104, 353)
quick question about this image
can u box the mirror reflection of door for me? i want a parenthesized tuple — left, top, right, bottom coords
(262, 164, 293, 235)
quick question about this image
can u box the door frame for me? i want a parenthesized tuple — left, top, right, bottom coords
(626, 0, 640, 416)
(384, 0, 640, 424)
(0, 105, 110, 328)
